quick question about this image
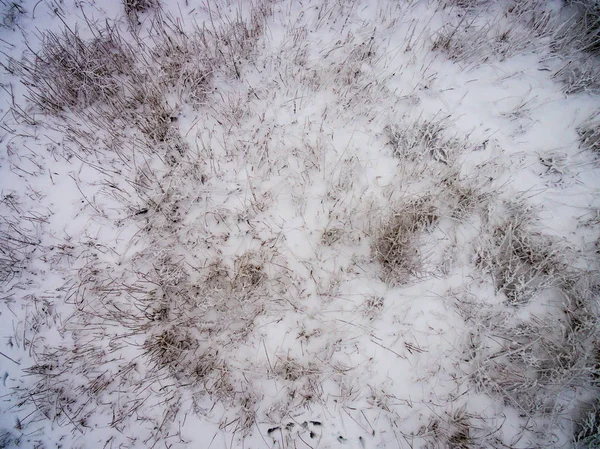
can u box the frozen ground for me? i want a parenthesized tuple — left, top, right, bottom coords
(1, 0, 600, 447)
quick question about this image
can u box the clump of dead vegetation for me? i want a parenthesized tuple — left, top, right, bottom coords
(420, 407, 477, 448)
(436, 0, 600, 94)
(557, 0, 600, 58)
(145, 328, 197, 372)
(386, 118, 459, 165)
(575, 399, 600, 448)
(476, 201, 572, 306)
(4, 0, 600, 448)
(459, 199, 600, 445)
(4, 4, 279, 445)
(457, 275, 600, 445)
(372, 196, 439, 284)
(124, 0, 158, 26)
(0, 193, 42, 291)
(578, 115, 600, 157)
(439, 170, 491, 220)
(17, 26, 134, 113)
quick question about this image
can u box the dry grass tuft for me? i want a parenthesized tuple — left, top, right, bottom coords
(0, 193, 41, 290)
(558, 60, 600, 95)
(372, 197, 439, 284)
(477, 203, 571, 305)
(362, 295, 384, 320)
(234, 253, 266, 292)
(575, 399, 600, 447)
(440, 171, 490, 220)
(6, 1, 600, 447)
(560, 0, 600, 57)
(578, 118, 600, 156)
(149, 18, 211, 106)
(432, 4, 544, 65)
(20, 27, 133, 113)
(447, 407, 475, 449)
(418, 407, 475, 448)
(386, 119, 459, 165)
(274, 357, 320, 382)
(459, 198, 600, 439)
(237, 394, 258, 435)
(456, 273, 600, 437)
(321, 227, 343, 246)
(124, 0, 157, 16)
(145, 328, 196, 372)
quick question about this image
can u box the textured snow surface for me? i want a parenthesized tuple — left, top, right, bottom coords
(1, 0, 600, 447)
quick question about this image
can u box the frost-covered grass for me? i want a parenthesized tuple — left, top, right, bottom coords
(1, 0, 600, 448)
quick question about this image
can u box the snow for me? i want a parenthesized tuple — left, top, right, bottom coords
(1, 0, 600, 448)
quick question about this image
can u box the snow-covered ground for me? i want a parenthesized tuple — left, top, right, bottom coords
(1, 0, 600, 447)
